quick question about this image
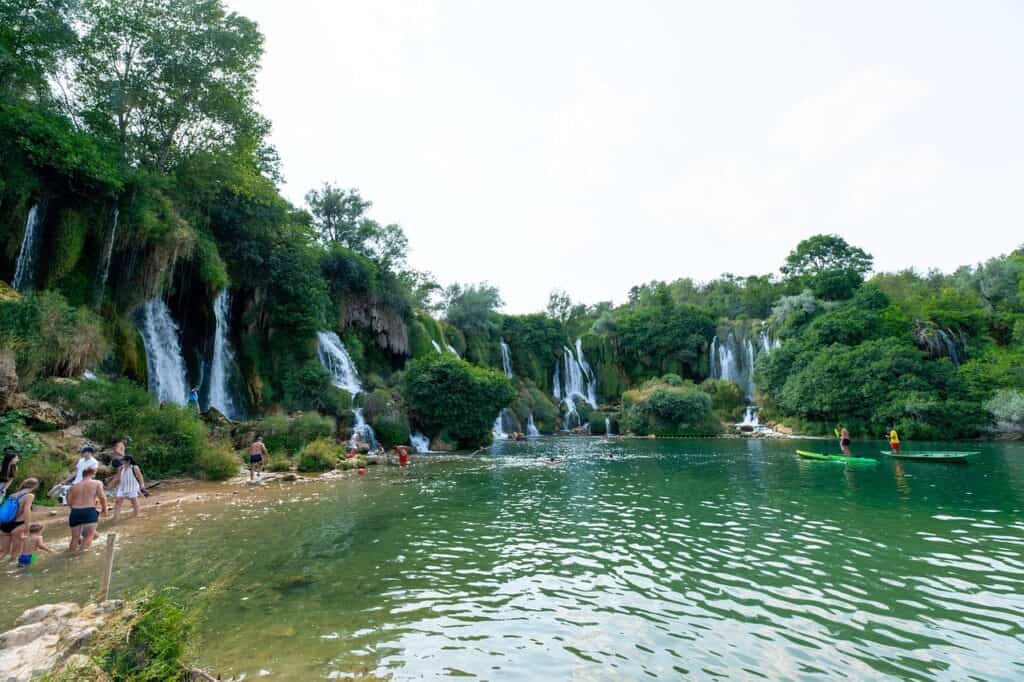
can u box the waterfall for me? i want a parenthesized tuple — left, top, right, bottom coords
(492, 414, 507, 440)
(12, 204, 44, 292)
(605, 416, 612, 435)
(445, 343, 460, 358)
(207, 291, 244, 420)
(95, 206, 119, 304)
(410, 432, 432, 452)
(739, 406, 760, 428)
(759, 330, 781, 354)
(500, 338, 513, 377)
(552, 340, 598, 430)
(936, 329, 961, 367)
(431, 340, 443, 353)
(316, 331, 376, 448)
(526, 415, 540, 437)
(139, 298, 188, 405)
(709, 333, 754, 401)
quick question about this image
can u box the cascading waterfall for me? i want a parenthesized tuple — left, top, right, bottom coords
(410, 432, 432, 452)
(12, 204, 44, 292)
(207, 291, 244, 420)
(605, 416, 612, 436)
(316, 331, 376, 447)
(493, 338, 515, 439)
(95, 206, 119, 304)
(552, 340, 598, 430)
(139, 298, 188, 405)
(431, 340, 443, 353)
(936, 329, 961, 367)
(711, 330, 783, 434)
(526, 415, 540, 437)
(500, 338, 513, 377)
(445, 343, 460, 357)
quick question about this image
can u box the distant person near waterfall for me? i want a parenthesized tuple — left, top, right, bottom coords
(249, 436, 269, 481)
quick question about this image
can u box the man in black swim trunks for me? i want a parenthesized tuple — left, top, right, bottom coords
(66, 467, 106, 552)
(248, 436, 269, 481)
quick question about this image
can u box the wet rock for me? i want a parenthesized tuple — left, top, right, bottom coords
(7, 397, 73, 429)
(202, 406, 232, 425)
(430, 436, 456, 452)
(281, 473, 298, 482)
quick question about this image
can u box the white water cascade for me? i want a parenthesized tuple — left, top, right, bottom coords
(605, 416, 612, 436)
(410, 432, 432, 452)
(431, 340, 443, 353)
(711, 330, 783, 434)
(316, 331, 376, 447)
(95, 206, 119, 304)
(207, 291, 244, 420)
(13, 204, 44, 292)
(445, 343, 460, 357)
(139, 299, 188, 405)
(526, 415, 540, 437)
(493, 338, 515, 439)
(552, 340, 598, 430)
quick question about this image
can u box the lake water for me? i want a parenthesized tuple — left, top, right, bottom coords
(4, 437, 1024, 680)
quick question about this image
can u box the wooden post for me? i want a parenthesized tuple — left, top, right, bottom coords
(100, 533, 116, 600)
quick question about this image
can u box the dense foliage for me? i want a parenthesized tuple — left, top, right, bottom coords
(403, 355, 515, 448)
(621, 377, 721, 437)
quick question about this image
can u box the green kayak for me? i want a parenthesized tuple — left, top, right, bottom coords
(795, 450, 877, 465)
(880, 451, 978, 463)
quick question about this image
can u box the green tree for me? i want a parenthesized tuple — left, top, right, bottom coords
(782, 234, 874, 300)
(0, 0, 77, 99)
(403, 354, 515, 448)
(442, 282, 503, 334)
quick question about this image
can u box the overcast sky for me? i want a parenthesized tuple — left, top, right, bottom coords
(231, 0, 1024, 313)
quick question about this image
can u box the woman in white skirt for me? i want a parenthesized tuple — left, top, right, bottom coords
(112, 455, 146, 522)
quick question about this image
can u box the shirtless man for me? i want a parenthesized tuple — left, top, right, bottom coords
(248, 436, 269, 481)
(66, 468, 107, 552)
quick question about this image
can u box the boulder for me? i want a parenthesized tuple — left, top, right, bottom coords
(201, 407, 232, 426)
(9, 398, 73, 429)
(0, 601, 123, 681)
(430, 436, 456, 452)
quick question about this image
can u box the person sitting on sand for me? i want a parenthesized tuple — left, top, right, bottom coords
(1, 478, 38, 561)
(67, 468, 106, 552)
(249, 436, 269, 481)
(17, 523, 54, 567)
(113, 456, 146, 522)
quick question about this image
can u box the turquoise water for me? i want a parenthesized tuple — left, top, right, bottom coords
(5, 437, 1024, 679)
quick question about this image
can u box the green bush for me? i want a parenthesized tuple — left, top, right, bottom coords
(267, 455, 293, 472)
(621, 382, 720, 436)
(256, 412, 336, 456)
(297, 436, 339, 472)
(0, 291, 109, 380)
(371, 414, 410, 448)
(588, 411, 608, 435)
(195, 441, 240, 480)
(403, 354, 515, 449)
(98, 591, 196, 681)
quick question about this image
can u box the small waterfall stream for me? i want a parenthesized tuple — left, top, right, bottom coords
(711, 330, 782, 433)
(95, 206, 119, 304)
(139, 298, 188, 405)
(526, 415, 540, 437)
(207, 291, 244, 420)
(13, 204, 44, 292)
(410, 432, 432, 452)
(493, 338, 515, 439)
(317, 331, 376, 448)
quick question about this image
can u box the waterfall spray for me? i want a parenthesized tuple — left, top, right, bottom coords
(208, 291, 244, 420)
(139, 299, 188, 405)
(13, 204, 44, 292)
(317, 331, 376, 448)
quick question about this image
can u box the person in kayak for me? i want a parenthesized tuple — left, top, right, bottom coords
(889, 428, 901, 454)
(839, 426, 852, 456)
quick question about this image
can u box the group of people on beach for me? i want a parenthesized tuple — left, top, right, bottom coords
(0, 437, 147, 567)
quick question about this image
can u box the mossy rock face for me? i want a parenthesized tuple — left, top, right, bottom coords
(0, 281, 21, 302)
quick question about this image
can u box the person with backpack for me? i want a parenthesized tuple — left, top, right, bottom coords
(112, 456, 147, 522)
(0, 478, 39, 561)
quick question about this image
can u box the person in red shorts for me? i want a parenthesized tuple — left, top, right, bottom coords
(889, 428, 901, 454)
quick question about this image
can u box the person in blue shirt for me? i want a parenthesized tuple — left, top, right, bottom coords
(187, 386, 200, 413)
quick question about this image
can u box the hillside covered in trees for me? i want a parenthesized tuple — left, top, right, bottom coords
(2, 1, 1024, 484)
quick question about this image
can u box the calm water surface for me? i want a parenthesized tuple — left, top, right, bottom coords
(5, 437, 1024, 680)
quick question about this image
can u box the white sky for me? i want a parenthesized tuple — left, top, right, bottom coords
(230, 0, 1024, 313)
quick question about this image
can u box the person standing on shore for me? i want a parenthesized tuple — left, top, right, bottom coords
(112, 456, 146, 522)
(188, 386, 200, 413)
(0, 447, 19, 496)
(111, 436, 131, 469)
(67, 468, 106, 552)
(0, 478, 38, 561)
(248, 436, 269, 481)
(72, 445, 99, 484)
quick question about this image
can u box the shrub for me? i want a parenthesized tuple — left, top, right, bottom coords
(256, 412, 336, 456)
(371, 414, 410, 448)
(97, 591, 196, 681)
(267, 455, 293, 472)
(588, 411, 608, 435)
(297, 436, 339, 472)
(195, 440, 240, 480)
(403, 354, 515, 449)
(987, 389, 1024, 431)
(621, 382, 720, 436)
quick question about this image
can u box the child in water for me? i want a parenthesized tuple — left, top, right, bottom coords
(17, 523, 54, 566)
